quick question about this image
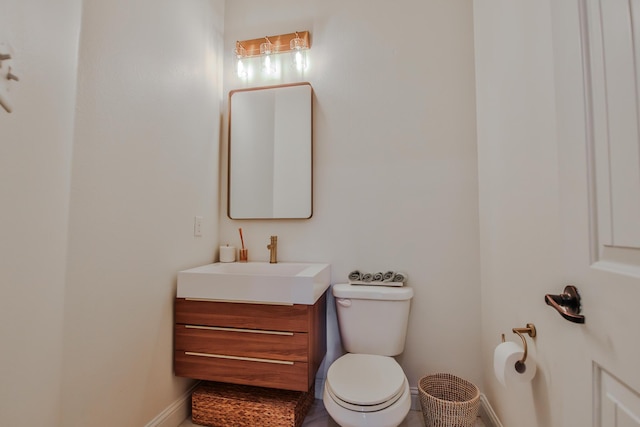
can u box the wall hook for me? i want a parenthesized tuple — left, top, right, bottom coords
(7, 67, 19, 82)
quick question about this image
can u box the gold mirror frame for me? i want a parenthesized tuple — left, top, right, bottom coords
(227, 82, 313, 220)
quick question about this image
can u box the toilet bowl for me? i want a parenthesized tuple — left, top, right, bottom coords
(324, 284, 414, 427)
(323, 353, 411, 427)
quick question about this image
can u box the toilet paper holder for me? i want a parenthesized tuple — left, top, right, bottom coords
(501, 323, 536, 373)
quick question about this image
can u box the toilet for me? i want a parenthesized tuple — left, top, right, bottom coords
(323, 283, 414, 427)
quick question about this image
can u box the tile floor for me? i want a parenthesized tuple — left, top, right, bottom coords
(179, 398, 487, 427)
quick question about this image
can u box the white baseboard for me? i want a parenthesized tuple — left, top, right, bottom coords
(410, 386, 421, 411)
(479, 393, 503, 427)
(144, 382, 199, 427)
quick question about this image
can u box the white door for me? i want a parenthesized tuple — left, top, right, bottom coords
(552, 0, 640, 425)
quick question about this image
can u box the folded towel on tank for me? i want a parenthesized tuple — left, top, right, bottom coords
(361, 272, 374, 282)
(348, 270, 361, 281)
(392, 272, 407, 283)
(347, 270, 407, 287)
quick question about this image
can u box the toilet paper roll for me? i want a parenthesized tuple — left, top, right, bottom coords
(219, 246, 236, 263)
(493, 341, 536, 387)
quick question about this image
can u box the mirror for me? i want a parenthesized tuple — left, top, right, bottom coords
(228, 82, 312, 219)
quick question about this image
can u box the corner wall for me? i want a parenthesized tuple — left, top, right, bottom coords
(60, 1, 225, 425)
(474, 1, 562, 425)
(220, 0, 482, 391)
(0, 0, 81, 424)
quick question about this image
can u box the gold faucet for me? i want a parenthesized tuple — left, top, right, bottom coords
(267, 235, 278, 264)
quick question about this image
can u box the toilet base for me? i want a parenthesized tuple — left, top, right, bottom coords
(322, 381, 411, 427)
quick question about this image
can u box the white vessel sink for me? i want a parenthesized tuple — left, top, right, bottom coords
(177, 262, 331, 305)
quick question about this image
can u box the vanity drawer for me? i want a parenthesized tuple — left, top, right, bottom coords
(174, 324, 308, 362)
(174, 351, 310, 392)
(175, 298, 311, 332)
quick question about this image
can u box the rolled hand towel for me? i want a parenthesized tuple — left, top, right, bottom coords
(373, 272, 384, 282)
(348, 270, 362, 281)
(383, 271, 395, 282)
(392, 272, 408, 283)
(361, 272, 374, 282)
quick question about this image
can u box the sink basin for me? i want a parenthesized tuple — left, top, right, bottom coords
(177, 262, 331, 304)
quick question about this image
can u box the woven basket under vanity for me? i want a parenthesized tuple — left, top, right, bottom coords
(192, 381, 314, 427)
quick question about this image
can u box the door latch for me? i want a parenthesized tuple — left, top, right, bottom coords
(544, 285, 585, 324)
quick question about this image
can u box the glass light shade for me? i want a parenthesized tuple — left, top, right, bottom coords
(236, 58, 247, 78)
(260, 41, 276, 74)
(289, 37, 307, 51)
(261, 54, 276, 74)
(235, 43, 248, 78)
(235, 43, 247, 58)
(289, 36, 308, 71)
(260, 41, 274, 55)
(292, 50, 307, 70)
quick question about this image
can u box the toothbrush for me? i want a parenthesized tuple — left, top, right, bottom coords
(239, 228, 245, 251)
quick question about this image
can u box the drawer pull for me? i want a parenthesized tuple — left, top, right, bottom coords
(184, 351, 294, 365)
(184, 297, 294, 306)
(184, 325, 294, 336)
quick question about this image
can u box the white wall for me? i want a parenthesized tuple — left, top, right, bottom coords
(220, 0, 482, 391)
(474, 1, 562, 425)
(60, 1, 225, 425)
(0, 0, 225, 426)
(0, 0, 81, 424)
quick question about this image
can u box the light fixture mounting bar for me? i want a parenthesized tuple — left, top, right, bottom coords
(237, 31, 310, 58)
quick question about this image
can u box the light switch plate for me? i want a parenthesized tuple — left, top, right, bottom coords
(194, 216, 203, 237)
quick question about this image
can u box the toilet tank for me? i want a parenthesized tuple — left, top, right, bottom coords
(332, 284, 413, 356)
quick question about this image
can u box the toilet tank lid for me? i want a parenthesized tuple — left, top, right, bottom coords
(332, 283, 413, 300)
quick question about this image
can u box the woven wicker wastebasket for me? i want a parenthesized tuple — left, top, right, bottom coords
(418, 373, 480, 427)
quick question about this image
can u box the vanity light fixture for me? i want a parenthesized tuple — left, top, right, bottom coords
(234, 31, 310, 76)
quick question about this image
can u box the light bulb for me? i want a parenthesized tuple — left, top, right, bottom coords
(293, 50, 307, 70)
(260, 40, 276, 74)
(262, 54, 276, 74)
(237, 58, 247, 78)
(289, 34, 308, 71)
(235, 42, 248, 79)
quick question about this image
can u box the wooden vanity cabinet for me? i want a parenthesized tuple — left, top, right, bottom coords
(174, 291, 327, 392)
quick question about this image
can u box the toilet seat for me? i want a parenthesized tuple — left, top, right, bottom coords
(325, 354, 407, 412)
